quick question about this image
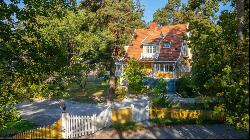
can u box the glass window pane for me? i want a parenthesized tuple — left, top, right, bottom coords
(169, 65, 173, 72)
(164, 42, 171, 48)
(153, 46, 156, 53)
(160, 64, 164, 71)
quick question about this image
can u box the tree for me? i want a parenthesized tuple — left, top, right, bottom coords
(80, 0, 145, 100)
(0, 0, 78, 128)
(153, 0, 186, 25)
(186, 0, 249, 130)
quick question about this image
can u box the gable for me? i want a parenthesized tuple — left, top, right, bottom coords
(126, 23, 187, 61)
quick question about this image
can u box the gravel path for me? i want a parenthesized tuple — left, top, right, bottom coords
(83, 124, 249, 139)
(15, 96, 150, 126)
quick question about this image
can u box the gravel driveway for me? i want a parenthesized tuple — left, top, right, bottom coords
(15, 96, 150, 126)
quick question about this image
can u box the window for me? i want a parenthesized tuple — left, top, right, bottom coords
(143, 45, 159, 53)
(155, 63, 174, 72)
(163, 42, 171, 48)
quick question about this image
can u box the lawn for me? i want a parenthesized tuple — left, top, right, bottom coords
(61, 78, 109, 104)
(0, 119, 38, 137)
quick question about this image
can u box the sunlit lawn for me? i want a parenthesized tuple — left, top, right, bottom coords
(63, 78, 109, 104)
(0, 119, 38, 137)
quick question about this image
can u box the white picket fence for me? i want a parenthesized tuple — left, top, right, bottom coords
(61, 106, 112, 139)
(61, 103, 149, 139)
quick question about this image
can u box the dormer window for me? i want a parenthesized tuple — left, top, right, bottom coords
(163, 42, 171, 48)
(143, 43, 160, 54)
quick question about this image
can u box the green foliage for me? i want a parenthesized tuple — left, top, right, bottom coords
(149, 78, 170, 108)
(186, 0, 249, 131)
(0, 0, 145, 129)
(113, 122, 143, 131)
(123, 59, 147, 95)
(151, 96, 172, 108)
(115, 87, 126, 101)
(153, 0, 186, 25)
(150, 78, 167, 95)
(0, 119, 38, 137)
(176, 76, 197, 98)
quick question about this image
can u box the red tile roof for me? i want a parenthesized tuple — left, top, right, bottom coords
(126, 23, 187, 61)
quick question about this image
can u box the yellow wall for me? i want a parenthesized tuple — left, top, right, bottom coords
(12, 118, 62, 139)
(149, 108, 224, 121)
(112, 108, 132, 124)
(143, 63, 153, 75)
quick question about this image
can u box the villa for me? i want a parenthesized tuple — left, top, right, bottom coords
(115, 22, 192, 93)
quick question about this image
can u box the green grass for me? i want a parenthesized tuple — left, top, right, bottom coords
(61, 78, 109, 104)
(113, 122, 144, 131)
(0, 119, 38, 137)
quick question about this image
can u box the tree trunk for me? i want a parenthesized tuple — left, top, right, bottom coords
(236, 0, 244, 46)
(108, 58, 116, 101)
(235, 0, 245, 74)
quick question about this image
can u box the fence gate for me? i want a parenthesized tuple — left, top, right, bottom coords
(62, 105, 112, 139)
(131, 102, 149, 122)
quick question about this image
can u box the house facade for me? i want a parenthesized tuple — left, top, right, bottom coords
(115, 22, 192, 93)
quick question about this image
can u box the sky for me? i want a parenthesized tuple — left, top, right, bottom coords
(138, 0, 233, 23)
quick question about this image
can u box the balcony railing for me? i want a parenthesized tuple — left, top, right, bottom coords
(140, 53, 159, 60)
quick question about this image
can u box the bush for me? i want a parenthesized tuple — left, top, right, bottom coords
(150, 78, 167, 95)
(151, 95, 172, 108)
(115, 87, 126, 101)
(123, 59, 147, 95)
(0, 119, 38, 137)
(176, 76, 197, 97)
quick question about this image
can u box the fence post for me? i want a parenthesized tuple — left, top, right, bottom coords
(61, 112, 69, 139)
(131, 104, 134, 122)
(146, 101, 150, 121)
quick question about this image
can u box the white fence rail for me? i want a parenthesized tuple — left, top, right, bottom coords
(96, 105, 112, 130)
(62, 106, 112, 139)
(131, 102, 149, 122)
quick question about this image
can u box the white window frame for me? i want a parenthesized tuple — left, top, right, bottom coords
(143, 45, 160, 54)
(155, 63, 174, 72)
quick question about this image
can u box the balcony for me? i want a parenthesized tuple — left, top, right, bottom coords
(140, 53, 159, 60)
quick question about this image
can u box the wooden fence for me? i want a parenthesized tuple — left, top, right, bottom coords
(12, 118, 62, 139)
(11, 104, 226, 139)
(12, 106, 112, 139)
(149, 107, 225, 121)
(62, 114, 96, 139)
(62, 105, 112, 139)
(112, 107, 132, 124)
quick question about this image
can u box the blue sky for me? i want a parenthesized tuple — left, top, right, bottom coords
(138, 0, 233, 23)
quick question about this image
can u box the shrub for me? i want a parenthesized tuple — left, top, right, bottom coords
(115, 87, 126, 101)
(176, 76, 197, 98)
(123, 59, 147, 95)
(151, 96, 172, 108)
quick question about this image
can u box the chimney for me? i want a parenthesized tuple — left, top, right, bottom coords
(148, 22, 157, 29)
